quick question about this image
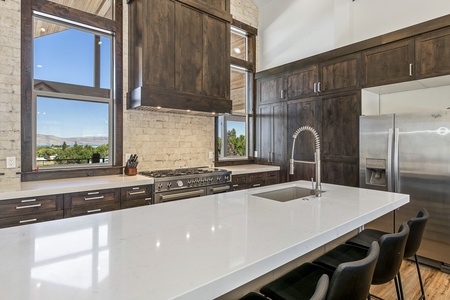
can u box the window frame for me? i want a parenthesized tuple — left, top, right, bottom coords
(21, 0, 123, 181)
(215, 19, 257, 165)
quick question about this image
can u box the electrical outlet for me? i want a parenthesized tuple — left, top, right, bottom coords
(6, 156, 16, 168)
(208, 151, 214, 159)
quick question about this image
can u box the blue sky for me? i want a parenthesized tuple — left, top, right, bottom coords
(34, 26, 111, 138)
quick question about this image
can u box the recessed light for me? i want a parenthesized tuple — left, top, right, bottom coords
(156, 106, 162, 109)
(211, 112, 216, 115)
(186, 109, 191, 112)
(40, 28, 46, 33)
(233, 47, 241, 54)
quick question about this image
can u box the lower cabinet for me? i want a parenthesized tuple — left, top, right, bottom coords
(120, 185, 153, 208)
(0, 194, 63, 228)
(63, 188, 121, 218)
(232, 171, 280, 191)
(0, 184, 155, 229)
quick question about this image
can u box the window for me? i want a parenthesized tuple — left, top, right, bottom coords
(21, 0, 122, 180)
(33, 16, 113, 169)
(217, 23, 257, 161)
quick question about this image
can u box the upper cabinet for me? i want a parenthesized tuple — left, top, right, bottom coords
(415, 27, 450, 79)
(362, 39, 415, 87)
(286, 64, 318, 99)
(257, 75, 286, 104)
(127, 0, 232, 114)
(319, 53, 361, 94)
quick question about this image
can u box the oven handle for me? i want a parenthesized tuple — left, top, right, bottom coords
(210, 185, 231, 193)
(160, 189, 205, 202)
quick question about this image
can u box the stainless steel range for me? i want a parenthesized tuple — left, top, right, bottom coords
(141, 167, 231, 204)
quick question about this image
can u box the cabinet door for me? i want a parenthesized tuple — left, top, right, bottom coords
(287, 97, 318, 181)
(320, 53, 360, 94)
(256, 104, 272, 163)
(286, 64, 318, 99)
(271, 102, 287, 175)
(362, 39, 414, 87)
(257, 75, 285, 104)
(415, 27, 450, 79)
(320, 91, 361, 187)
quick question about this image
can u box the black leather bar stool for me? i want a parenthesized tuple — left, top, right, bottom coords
(346, 208, 429, 300)
(259, 241, 379, 300)
(239, 274, 328, 300)
(313, 222, 409, 300)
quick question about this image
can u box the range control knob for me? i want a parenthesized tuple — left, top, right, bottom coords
(217, 176, 222, 182)
(167, 182, 172, 188)
(157, 183, 163, 190)
(177, 180, 183, 187)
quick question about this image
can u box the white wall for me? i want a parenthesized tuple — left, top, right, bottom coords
(256, 0, 450, 71)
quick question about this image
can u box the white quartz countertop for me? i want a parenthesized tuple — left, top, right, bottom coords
(220, 164, 281, 175)
(0, 181, 409, 300)
(0, 174, 153, 200)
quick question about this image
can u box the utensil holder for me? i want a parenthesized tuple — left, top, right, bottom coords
(125, 167, 137, 176)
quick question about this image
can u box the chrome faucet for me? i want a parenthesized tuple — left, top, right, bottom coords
(289, 126, 322, 197)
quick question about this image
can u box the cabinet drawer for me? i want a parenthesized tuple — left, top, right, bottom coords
(0, 211, 63, 229)
(232, 174, 247, 184)
(65, 202, 120, 218)
(121, 185, 152, 201)
(0, 195, 62, 218)
(247, 172, 265, 182)
(249, 182, 265, 188)
(265, 171, 279, 180)
(121, 199, 152, 209)
(232, 182, 250, 191)
(66, 189, 119, 208)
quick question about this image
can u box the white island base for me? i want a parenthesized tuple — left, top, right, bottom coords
(0, 181, 409, 300)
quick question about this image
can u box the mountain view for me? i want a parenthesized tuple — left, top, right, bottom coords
(37, 134, 108, 146)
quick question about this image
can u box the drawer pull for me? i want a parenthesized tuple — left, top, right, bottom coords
(16, 203, 42, 209)
(84, 196, 105, 201)
(19, 218, 38, 224)
(87, 192, 100, 195)
(232, 184, 239, 187)
(145, 197, 152, 202)
(252, 183, 261, 187)
(21, 198, 37, 203)
(132, 187, 140, 190)
(129, 191, 146, 196)
(87, 209, 102, 213)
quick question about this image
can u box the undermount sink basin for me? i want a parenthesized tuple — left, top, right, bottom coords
(253, 187, 324, 202)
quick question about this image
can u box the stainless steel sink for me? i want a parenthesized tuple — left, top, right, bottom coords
(253, 187, 324, 202)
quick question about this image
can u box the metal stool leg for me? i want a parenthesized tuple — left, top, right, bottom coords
(397, 271, 404, 300)
(414, 254, 426, 300)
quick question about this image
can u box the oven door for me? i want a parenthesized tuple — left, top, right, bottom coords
(154, 187, 207, 204)
(206, 183, 232, 195)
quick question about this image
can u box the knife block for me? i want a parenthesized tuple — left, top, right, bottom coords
(125, 166, 137, 176)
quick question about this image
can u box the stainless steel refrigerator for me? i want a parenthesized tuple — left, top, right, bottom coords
(360, 111, 450, 272)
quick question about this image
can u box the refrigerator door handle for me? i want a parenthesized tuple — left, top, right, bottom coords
(394, 128, 400, 193)
(388, 128, 394, 192)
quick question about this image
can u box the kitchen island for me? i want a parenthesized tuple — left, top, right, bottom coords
(0, 181, 409, 300)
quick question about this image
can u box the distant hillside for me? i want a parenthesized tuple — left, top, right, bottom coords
(37, 134, 108, 146)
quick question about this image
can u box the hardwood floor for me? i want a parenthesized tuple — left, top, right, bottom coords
(370, 260, 450, 299)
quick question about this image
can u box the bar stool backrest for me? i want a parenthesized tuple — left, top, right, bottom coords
(326, 241, 379, 300)
(404, 208, 429, 258)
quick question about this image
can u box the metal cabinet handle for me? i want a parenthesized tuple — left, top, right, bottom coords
(280, 89, 285, 99)
(160, 189, 204, 201)
(313, 82, 317, 93)
(16, 203, 42, 209)
(87, 191, 100, 195)
(84, 196, 105, 201)
(252, 183, 261, 187)
(21, 198, 37, 203)
(409, 63, 413, 76)
(132, 187, 140, 190)
(19, 218, 37, 224)
(129, 191, 146, 196)
(211, 186, 231, 193)
(318, 82, 321, 92)
(87, 209, 102, 213)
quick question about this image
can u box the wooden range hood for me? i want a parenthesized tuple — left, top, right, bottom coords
(127, 0, 232, 116)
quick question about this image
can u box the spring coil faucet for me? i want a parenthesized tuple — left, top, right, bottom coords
(289, 126, 322, 197)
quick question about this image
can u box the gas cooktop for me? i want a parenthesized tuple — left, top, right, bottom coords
(140, 167, 226, 179)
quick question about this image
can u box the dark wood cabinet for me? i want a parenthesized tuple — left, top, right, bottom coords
(415, 27, 450, 79)
(362, 39, 415, 87)
(257, 75, 285, 104)
(286, 64, 318, 99)
(256, 102, 288, 182)
(64, 188, 120, 218)
(121, 185, 153, 208)
(319, 53, 361, 94)
(231, 170, 280, 191)
(320, 91, 361, 187)
(128, 0, 232, 113)
(287, 97, 318, 182)
(0, 194, 63, 228)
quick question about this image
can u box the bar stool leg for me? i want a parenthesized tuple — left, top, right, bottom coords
(414, 254, 426, 300)
(397, 271, 404, 300)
